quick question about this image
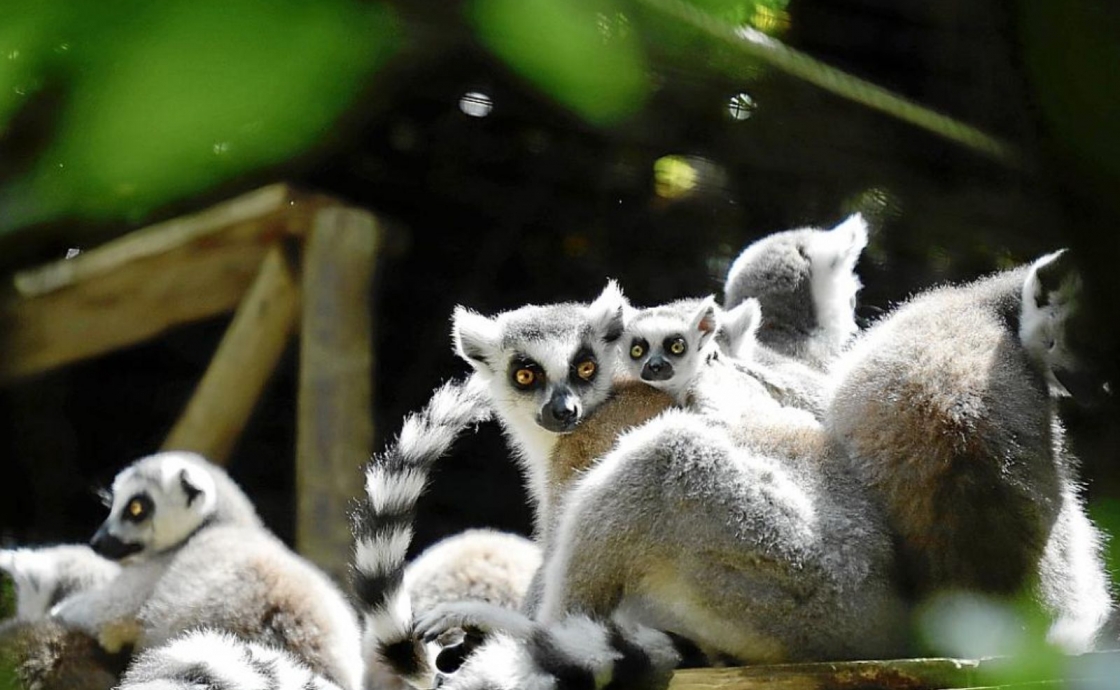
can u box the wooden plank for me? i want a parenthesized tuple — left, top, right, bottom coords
(0, 184, 328, 383)
(296, 206, 380, 578)
(670, 658, 982, 690)
(161, 244, 301, 464)
(669, 651, 1120, 690)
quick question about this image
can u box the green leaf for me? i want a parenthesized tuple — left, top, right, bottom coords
(470, 0, 649, 126)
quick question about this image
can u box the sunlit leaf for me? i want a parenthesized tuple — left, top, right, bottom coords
(470, 0, 649, 126)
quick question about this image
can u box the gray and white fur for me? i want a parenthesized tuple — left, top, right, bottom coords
(724, 213, 869, 369)
(49, 451, 363, 690)
(118, 628, 343, 690)
(350, 376, 494, 689)
(827, 251, 1114, 653)
(0, 544, 120, 621)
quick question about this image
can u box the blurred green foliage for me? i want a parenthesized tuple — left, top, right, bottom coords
(470, 0, 650, 126)
(0, 0, 804, 237)
(0, 0, 401, 232)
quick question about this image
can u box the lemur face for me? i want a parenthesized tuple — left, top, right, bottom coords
(453, 281, 626, 434)
(620, 297, 719, 398)
(91, 452, 217, 562)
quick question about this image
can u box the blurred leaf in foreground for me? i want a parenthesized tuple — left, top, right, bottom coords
(0, 0, 401, 234)
(470, 0, 649, 127)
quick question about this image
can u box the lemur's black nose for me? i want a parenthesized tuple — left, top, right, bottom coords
(642, 356, 674, 381)
(540, 390, 579, 432)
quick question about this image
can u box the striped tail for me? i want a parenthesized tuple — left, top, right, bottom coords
(438, 615, 683, 690)
(350, 375, 492, 688)
(119, 629, 342, 690)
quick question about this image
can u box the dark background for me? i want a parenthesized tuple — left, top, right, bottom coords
(1, 0, 1118, 574)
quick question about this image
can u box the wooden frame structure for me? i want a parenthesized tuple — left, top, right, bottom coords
(0, 184, 377, 581)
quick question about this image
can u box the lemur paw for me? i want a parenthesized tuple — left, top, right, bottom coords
(415, 601, 533, 643)
(98, 618, 143, 654)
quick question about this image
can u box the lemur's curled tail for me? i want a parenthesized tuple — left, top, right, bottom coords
(351, 375, 492, 688)
(120, 629, 343, 690)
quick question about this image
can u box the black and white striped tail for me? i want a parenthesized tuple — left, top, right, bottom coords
(439, 615, 683, 690)
(119, 629, 342, 690)
(351, 376, 491, 688)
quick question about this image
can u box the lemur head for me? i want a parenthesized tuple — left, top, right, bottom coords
(452, 281, 627, 434)
(724, 213, 868, 353)
(1020, 250, 1111, 404)
(90, 451, 219, 562)
(621, 297, 720, 398)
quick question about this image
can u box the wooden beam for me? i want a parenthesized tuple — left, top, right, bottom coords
(0, 184, 327, 383)
(296, 206, 380, 578)
(161, 244, 300, 464)
(669, 657, 982, 690)
(668, 651, 1120, 690)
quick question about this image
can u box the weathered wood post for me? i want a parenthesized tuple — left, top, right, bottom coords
(162, 244, 300, 463)
(296, 206, 380, 579)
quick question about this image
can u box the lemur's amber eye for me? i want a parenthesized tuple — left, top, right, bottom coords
(668, 338, 687, 355)
(123, 493, 153, 523)
(514, 369, 536, 387)
(630, 344, 644, 359)
(577, 360, 596, 380)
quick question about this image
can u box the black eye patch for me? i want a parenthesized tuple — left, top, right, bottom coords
(569, 346, 598, 385)
(122, 493, 154, 524)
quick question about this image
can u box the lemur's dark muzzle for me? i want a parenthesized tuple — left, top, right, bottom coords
(90, 523, 144, 561)
(539, 388, 580, 432)
(642, 356, 674, 382)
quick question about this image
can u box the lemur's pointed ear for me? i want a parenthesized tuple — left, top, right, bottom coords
(815, 213, 869, 269)
(452, 307, 501, 371)
(179, 469, 203, 507)
(1028, 249, 1077, 307)
(721, 298, 762, 358)
(690, 296, 719, 346)
(588, 280, 627, 344)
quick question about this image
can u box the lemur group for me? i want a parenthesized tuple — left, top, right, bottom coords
(2, 214, 1115, 690)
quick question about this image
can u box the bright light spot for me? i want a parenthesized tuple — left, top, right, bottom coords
(728, 92, 756, 121)
(654, 155, 697, 200)
(55, 43, 70, 54)
(65, 247, 81, 260)
(7, 50, 20, 61)
(212, 142, 230, 155)
(459, 91, 493, 118)
(653, 155, 728, 200)
(751, 5, 792, 35)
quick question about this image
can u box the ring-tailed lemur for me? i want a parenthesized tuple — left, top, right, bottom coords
(724, 213, 869, 369)
(117, 629, 344, 690)
(0, 544, 120, 621)
(828, 250, 1115, 653)
(403, 281, 911, 689)
(49, 451, 364, 690)
(618, 296, 720, 402)
(622, 296, 831, 418)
